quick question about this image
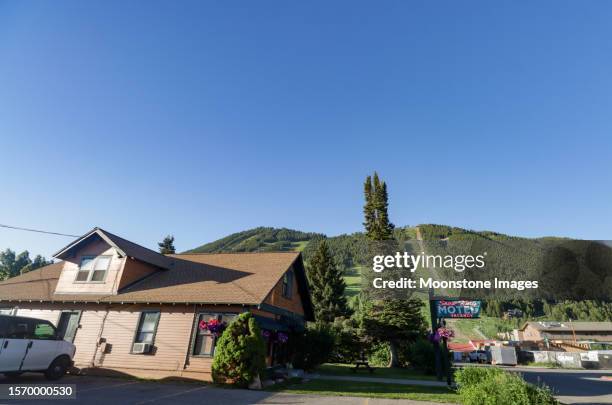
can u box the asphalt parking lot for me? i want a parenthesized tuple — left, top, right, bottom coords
(0, 373, 448, 405)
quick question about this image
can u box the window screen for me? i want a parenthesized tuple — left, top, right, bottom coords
(75, 256, 111, 282)
(76, 257, 94, 281)
(92, 256, 111, 281)
(134, 311, 160, 344)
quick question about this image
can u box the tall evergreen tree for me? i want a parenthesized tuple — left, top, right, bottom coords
(307, 240, 349, 323)
(363, 175, 376, 237)
(362, 173, 423, 367)
(158, 235, 176, 254)
(374, 176, 394, 239)
(363, 172, 394, 240)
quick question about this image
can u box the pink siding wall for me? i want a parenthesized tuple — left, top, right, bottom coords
(10, 303, 254, 381)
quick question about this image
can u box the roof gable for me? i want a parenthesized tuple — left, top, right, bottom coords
(54, 227, 173, 270)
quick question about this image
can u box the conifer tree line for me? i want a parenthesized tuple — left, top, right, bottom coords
(0, 249, 52, 281)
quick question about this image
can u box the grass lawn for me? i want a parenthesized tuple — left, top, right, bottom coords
(343, 266, 363, 298)
(268, 378, 460, 403)
(317, 363, 437, 381)
(291, 240, 310, 252)
(448, 316, 517, 342)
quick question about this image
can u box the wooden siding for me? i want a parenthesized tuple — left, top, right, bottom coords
(73, 307, 110, 367)
(15, 307, 62, 324)
(263, 267, 304, 316)
(95, 304, 194, 372)
(54, 238, 126, 295)
(9, 302, 276, 381)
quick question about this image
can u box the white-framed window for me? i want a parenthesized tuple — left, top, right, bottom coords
(134, 311, 160, 344)
(75, 255, 111, 282)
(192, 313, 237, 357)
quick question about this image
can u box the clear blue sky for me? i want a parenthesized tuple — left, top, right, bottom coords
(1, 1, 611, 257)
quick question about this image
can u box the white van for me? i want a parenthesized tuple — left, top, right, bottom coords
(0, 315, 76, 380)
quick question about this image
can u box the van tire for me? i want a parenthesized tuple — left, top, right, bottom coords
(44, 356, 70, 380)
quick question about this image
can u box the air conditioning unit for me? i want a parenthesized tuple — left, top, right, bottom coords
(132, 343, 152, 354)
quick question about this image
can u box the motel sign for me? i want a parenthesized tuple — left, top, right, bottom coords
(435, 299, 481, 318)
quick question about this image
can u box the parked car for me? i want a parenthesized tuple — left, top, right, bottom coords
(468, 350, 489, 363)
(0, 315, 75, 380)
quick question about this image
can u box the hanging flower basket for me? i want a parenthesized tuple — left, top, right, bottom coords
(261, 330, 289, 344)
(427, 327, 455, 343)
(199, 319, 227, 337)
(276, 332, 288, 343)
(437, 327, 455, 340)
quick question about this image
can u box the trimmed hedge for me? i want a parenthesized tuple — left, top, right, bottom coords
(211, 312, 266, 387)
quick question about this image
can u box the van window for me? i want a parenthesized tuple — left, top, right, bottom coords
(0, 317, 8, 338)
(32, 321, 57, 340)
(6, 318, 31, 339)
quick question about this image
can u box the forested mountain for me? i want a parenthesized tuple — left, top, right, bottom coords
(185, 224, 612, 323)
(185, 227, 323, 253)
(185, 223, 535, 266)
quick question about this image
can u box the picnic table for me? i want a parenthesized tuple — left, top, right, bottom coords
(352, 360, 375, 373)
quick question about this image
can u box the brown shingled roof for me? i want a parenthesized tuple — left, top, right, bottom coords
(0, 252, 302, 306)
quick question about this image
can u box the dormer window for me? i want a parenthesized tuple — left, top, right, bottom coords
(75, 255, 111, 282)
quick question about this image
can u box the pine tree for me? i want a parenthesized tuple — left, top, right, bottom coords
(158, 235, 176, 254)
(307, 240, 349, 323)
(362, 172, 413, 367)
(363, 175, 376, 237)
(363, 172, 394, 240)
(374, 177, 394, 239)
(360, 299, 426, 366)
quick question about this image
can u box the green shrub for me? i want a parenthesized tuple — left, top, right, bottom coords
(368, 342, 391, 367)
(211, 312, 266, 387)
(525, 382, 559, 405)
(455, 367, 558, 405)
(405, 338, 436, 374)
(291, 324, 335, 371)
(329, 322, 361, 364)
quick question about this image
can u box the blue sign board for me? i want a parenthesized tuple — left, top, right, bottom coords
(436, 300, 481, 318)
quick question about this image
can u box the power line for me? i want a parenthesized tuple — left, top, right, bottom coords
(0, 223, 79, 238)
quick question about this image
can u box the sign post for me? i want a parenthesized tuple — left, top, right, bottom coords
(429, 296, 482, 383)
(428, 289, 443, 381)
